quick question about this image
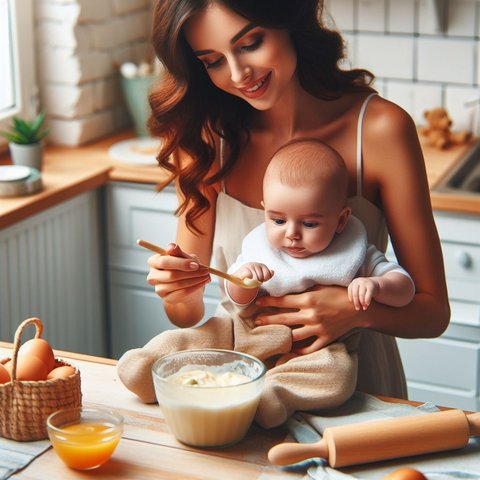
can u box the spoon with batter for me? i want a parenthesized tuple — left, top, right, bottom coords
(137, 239, 262, 289)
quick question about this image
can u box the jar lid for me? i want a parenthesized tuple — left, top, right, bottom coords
(0, 165, 32, 182)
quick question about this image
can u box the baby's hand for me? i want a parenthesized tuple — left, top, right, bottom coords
(235, 262, 274, 285)
(347, 277, 380, 311)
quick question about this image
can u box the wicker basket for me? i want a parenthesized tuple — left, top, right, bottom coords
(0, 317, 82, 441)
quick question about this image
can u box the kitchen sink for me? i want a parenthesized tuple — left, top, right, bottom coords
(434, 141, 480, 195)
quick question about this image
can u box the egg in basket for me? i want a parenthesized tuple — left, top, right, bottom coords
(0, 317, 82, 441)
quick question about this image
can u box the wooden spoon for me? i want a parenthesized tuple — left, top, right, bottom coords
(136, 239, 261, 289)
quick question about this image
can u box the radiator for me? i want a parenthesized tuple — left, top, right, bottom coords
(0, 191, 107, 356)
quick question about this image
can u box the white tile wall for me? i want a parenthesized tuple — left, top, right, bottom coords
(357, 0, 385, 32)
(357, 34, 415, 79)
(325, 0, 355, 31)
(335, 0, 480, 129)
(445, 85, 480, 131)
(35, 0, 152, 146)
(387, 1, 416, 34)
(417, 37, 475, 85)
(418, 0, 448, 34)
(385, 81, 443, 122)
(36, 0, 480, 145)
(446, 0, 477, 37)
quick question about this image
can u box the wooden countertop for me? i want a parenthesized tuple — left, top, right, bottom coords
(0, 343, 302, 479)
(0, 131, 170, 229)
(0, 130, 479, 229)
(420, 136, 480, 215)
(1, 343, 478, 478)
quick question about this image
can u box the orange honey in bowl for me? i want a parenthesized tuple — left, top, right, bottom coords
(47, 407, 123, 470)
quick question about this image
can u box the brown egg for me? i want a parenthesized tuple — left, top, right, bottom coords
(383, 468, 427, 480)
(15, 355, 48, 381)
(2, 360, 12, 376)
(0, 363, 10, 384)
(18, 338, 55, 372)
(47, 365, 76, 380)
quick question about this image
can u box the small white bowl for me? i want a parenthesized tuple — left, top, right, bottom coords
(152, 349, 266, 448)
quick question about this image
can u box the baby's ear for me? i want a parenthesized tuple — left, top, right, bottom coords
(336, 207, 351, 233)
(260, 200, 265, 209)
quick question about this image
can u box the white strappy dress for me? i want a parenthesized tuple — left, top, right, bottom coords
(212, 93, 408, 399)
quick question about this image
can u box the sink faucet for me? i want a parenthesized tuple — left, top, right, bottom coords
(465, 95, 480, 138)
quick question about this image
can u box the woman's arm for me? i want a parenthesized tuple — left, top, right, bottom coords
(147, 160, 219, 328)
(254, 98, 450, 352)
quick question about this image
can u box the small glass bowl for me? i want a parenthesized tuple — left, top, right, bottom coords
(46, 406, 123, 470)
(152, 349, 266, 448)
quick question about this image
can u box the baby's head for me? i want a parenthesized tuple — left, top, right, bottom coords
(262, 138, 351, 258)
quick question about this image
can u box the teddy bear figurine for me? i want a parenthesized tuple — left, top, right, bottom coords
(420, 107, 471, 150)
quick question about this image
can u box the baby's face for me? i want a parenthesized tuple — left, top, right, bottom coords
(263, 180, 345, 258)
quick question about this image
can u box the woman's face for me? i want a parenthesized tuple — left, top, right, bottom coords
(183, 3, 297, 110)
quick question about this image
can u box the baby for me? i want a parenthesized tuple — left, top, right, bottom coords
(226, 138, 414, 311)
(117, 139, 414, 429)
(220, 138, 414, 427)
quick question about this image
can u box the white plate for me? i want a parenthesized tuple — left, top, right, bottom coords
(0, 165, 32, 182)
(108, 138, 161, 166)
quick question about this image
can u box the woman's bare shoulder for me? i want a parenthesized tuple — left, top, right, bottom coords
(360, 95, 425, 188)
(364, 95, 417, 140)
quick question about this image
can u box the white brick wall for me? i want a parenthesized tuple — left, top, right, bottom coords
(35, 0, 152, 146)
(36, 0, 480, 145)
(325, 0, 480, 134)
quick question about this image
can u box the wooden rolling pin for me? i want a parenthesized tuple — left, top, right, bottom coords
(268, 409, 480, 468)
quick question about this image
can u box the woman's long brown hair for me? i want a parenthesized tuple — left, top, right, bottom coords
(148, 0, 374, 234)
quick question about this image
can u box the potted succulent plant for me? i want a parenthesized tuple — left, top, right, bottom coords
(0, 112, 49, 171)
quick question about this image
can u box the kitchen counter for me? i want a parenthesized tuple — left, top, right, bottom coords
(420, 136, 480, 215)
(0, 131, 169, 229)
(0, 130, 479, 229)
(1, 343, 478, 479)
(0, 343, 301, 480)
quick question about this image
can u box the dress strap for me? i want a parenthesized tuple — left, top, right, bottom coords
(220, 137, 226, 193)
(356, 92, 377, 196)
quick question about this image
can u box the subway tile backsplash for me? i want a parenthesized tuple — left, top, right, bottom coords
(325, 0, 480, 133)
(417, 37, 475, 84)
(38, 0, 480, 145)
(357, 34, 415, 80)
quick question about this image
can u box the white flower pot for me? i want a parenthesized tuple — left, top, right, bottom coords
(9, 141, 44, 170)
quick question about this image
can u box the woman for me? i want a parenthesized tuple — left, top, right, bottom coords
(121, 0, 449, 401)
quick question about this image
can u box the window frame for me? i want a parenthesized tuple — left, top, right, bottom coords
(0, 0, 37, 148)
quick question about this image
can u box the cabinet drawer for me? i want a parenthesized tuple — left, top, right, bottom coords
(106, 182, 178, 271)
(442, 241, 480, 279)
(405, 384, 479, 411)
(435, 211, 480, 243)
(442, 241, 480, 303)
(450, 300, 480, 327)
(397, 337, 480, 392)
(109, 280, 220, 359)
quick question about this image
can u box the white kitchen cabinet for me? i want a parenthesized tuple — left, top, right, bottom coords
(390, 211, 480, 410)
(0, 191, 107, 356)
(105, 181, 220, 359)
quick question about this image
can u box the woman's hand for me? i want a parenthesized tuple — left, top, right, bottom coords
(146, 243, 211, 304)
(254, 284, 362, 355)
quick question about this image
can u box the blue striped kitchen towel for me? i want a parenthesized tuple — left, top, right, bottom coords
(284, 392, 480, 479)
(0, 437, 50, 479)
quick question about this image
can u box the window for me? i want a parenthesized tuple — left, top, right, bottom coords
(0, 0, 37, 147)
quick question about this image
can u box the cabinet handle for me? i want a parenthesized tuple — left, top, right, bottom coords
(454, 250, 472, 269)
